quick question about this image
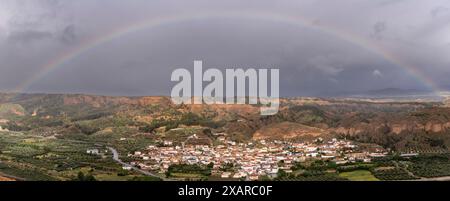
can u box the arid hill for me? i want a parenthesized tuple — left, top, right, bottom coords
(1, 93, 450, 150)
(253, 121, 329, 141)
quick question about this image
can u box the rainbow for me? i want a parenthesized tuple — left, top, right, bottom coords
(14, 11, 441, 94)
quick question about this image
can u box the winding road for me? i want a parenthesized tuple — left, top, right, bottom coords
(415, 176, 450, 181)
(107, 147, 171, 181)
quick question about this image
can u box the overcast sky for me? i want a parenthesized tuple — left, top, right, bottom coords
(1, 0, 450, 96)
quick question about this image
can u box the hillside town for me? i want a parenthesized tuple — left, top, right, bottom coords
(125, 137, 388, 180)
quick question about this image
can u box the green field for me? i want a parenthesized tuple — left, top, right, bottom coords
(0, 130, 165, 181)
(339, 170, 379, 181)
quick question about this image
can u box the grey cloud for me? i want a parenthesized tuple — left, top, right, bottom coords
(59, 25, 77, 44)
(7, 30, 52, 43)
(1, 0, 450, 96)
(307, 55, 345, 76)
(371, 21, 387, 40)
(431, 6, 449, 18)
(372, 69, 383, 78)
(377, 0, 408, 7)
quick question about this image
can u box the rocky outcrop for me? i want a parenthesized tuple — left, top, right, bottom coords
(252, 122, 328, 140)
(63, 95, 171, 107)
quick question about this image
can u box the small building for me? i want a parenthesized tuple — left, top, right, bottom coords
(248, 175, 259, 181)
(221, 172, 232, 178)
(86, 149, 99, 155)
(0, 126, 9, 132)
(335, 160, 348, 165)
(233, 172, 246, 179)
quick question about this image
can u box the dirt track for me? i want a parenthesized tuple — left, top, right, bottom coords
(414, 176, 450, 181)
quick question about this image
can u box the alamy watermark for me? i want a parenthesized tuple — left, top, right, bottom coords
(170, 60, 279, 115)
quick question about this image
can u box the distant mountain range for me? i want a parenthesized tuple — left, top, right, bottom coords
(325, 87, 439, 99)
(364, 88, 434, 96)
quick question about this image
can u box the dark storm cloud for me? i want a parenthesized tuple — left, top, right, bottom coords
(377, 0, 408, 7)
(371, 21, 387, 40)
(1, 0, 450, 96)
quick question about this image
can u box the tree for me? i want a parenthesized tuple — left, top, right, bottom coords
(207, 162, 214, 169)
(117, 169, 130, 176)
(277, 169, 287, 178)
(73, 171, 97, 181)
(77, 171, 85, 181)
